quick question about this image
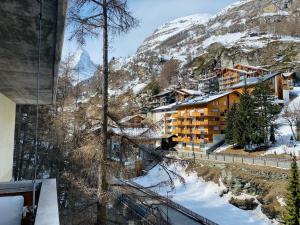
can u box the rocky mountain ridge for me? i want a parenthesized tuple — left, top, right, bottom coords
(76, 0, 300, 114)
(109, 0, 300, 94)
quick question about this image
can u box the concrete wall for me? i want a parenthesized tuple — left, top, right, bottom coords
(0, 92, 16, 181)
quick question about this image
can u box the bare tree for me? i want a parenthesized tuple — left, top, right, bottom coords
(68, 1, 138, 224)
(282, 101, 300, 141)
(159, 59, 179, 88)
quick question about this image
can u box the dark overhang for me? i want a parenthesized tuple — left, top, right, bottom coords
(0, 0, 67, 104)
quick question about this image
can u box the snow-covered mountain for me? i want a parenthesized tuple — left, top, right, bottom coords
(82, 0, 300, 108)
(72, 49, 98, 82)
(138, 14, 211, 53)
(113, 0, 300, 76)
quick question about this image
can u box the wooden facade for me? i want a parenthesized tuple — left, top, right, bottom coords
(216, 64, 267, 91)
(170, 92, 240, 152)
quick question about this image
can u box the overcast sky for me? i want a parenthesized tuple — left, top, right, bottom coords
(63, 0, 237, 64)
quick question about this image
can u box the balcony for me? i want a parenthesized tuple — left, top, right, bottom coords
(0, 179, 59, 225)
(208, 121, 220, 126)
(182, 112, 191, 118)
(172, 137, 182, 142)
(207, 111, 220, 117)
(172, 129, 181, 134)
(182, 121, 191, 126)
(182, 129, 190, 134)
(172, 121, 181, 126)
(192, 120, 208, 126)
(172, 113, 181, 118)
(182, 137, 191, 143)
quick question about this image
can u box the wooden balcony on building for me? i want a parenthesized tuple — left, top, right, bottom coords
(182, 129, 190, 134)
(192, 120, 208, 126)
(207, 111, 220, 117)
(182, 137, 191, 143)
(172, 129, 181, 134)
(192, 130, 208, 135)
(182, 112, 191, 118)
(172, 137, 182, 142)
(172, 113, 181, 118)
(172, 121, 181, 126)
(208, 121, 220, 126)
(182, 121, 191, 126)
(192, 111, 201, 117)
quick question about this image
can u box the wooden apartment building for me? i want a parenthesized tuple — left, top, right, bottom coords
(216, 64, 268, 91)
(169, 91, 240, 152)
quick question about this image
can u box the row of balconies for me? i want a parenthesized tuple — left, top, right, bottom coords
(172, 111, 220, 118)
(171, 120, 220, 126)
(172, 129, 209, 135)
(172, 136, 208, 144)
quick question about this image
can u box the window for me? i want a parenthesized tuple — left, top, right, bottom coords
(214, 126, 219, 131)
(212, 108, 219, 112)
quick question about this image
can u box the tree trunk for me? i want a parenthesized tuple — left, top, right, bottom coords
(97, 0, 109, 224)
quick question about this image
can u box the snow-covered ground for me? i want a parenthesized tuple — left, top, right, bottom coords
(265, 87, 300, 156)
(214, 144, 233, 153)
(133, 163, 278, 225)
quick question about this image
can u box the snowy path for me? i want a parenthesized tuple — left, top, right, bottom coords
(133, 163, 278, 225)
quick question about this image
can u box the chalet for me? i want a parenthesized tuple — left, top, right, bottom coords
(149, 89, 175, 108)
(198, 73, 218, 93)
(149, 88, 203, 108)
(174, 89, 203, 101)
(216, 64, 268, 91)
(229, 71, 295, 102)
(0, 0, 66, 224)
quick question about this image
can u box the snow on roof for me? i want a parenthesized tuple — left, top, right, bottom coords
(179, 89, 203, 96)
(223, 67, 256, 75)
(282, 72, 294, 77)
(152, 89, 174, 98)
(152, 102, 177, 112)
(111, 127, 161, 139)
(230, 72, 280, 89)
(235, 64, 269, 72)
(175, 91, 235, 107)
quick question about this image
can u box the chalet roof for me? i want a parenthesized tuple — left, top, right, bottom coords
(234, 64, 269, 72)
(152, 102, 177, 112)
(230, 71, 280, 89)
(174, 91, 236, 108)
(151, 89, 174, 98)
(282, 72, 295, 78)
(179, 89, 203, 96)
(217, 67, 256, 76)
(111, 127, 161, 139)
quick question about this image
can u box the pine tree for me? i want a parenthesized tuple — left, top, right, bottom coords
(252, 81, 280, 145)
(225, 103, 237, 144)
(283, 156, 300, 225)
(233, 90, 258, 147)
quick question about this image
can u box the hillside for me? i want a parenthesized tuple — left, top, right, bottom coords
(107, 0, 300, 99)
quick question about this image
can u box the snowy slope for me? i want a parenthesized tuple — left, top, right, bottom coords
(138, 14, 211, 52)
(134, 162, 278, 225)
(265, 87, 300, 156)
(111, 0, 300, 76)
